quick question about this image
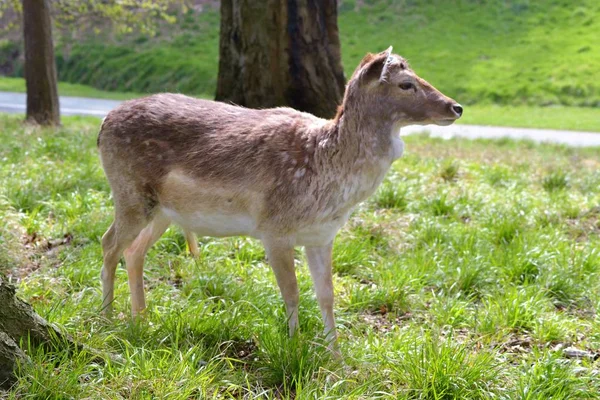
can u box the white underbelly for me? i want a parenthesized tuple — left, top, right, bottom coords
(295, 215, 350, 247)
(162, 207, 257, 237)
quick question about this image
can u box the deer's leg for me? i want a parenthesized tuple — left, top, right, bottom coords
(123, 213, 171, 317)
(262, 237, 299, 336)
(184, 230, 200, 257)
(305, 242, 339, 354)
(101, 214, 149, 316)
(100, 222, 124, 315)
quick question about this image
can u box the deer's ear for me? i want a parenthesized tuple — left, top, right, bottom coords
(354, 47, 395, 84)
(382, 46, 393, 58)
(358, 46, 395, 84)
(380, 46, 394, 83)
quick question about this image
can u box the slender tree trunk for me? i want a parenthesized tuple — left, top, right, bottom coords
(22, 0, 60, 126)
(216, 0, 345, 119)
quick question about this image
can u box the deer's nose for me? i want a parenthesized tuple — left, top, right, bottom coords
(451, 104, 463, 117)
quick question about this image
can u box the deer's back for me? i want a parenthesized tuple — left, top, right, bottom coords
(99, 94, 325, 184)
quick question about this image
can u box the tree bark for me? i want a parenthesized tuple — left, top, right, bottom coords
(0, 276, 84, 389)
(216, 0, 345, 119)
(0, 276, 67, 389)
(22, 0, 60, 126)
(0, 332, 26, 390)
(0, 276, 121, 389)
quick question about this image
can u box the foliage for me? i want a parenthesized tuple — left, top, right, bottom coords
(51, 0, 182, 35)
(341, 0, 600, 108)
(3, 0, 600, 131)
(0, 0, 185, 36)
(1, 114, 600, 397)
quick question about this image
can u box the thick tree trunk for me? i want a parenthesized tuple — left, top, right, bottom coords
(0, 276, 67, 389)
(0, 276, 82, 389)
(22, 0, 60, 126)
(0, 332, 26, 390)
(0, 275, 121, 389)
(0, 277, 66, 349)
(216, 0, 345, 119)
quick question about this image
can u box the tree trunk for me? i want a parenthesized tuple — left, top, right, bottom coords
(216, 0, 345, 119)
(0, 275, 97, 389)
(0, 332, 26, 390)
(0, 276, 67, 388)
(22, 0, 60, 126)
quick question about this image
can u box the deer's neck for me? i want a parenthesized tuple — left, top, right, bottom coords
(304, 105, 402, 213)
(317, 104, 402, 173)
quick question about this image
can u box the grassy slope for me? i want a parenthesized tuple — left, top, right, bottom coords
(460, 104, 600, 132)
(339, 0, 600, 107)
(2, 115, 600, 398)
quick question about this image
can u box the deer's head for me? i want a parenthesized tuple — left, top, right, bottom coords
(345, 47, 462, 127)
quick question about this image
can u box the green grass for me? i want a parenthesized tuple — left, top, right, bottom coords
(460, 104, 600, 132)
(1, 115, 600, 398)
(339, 0, 600, 108)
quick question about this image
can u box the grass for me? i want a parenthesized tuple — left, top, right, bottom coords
(460, 104, 600, 132)
(1, 114, 600, 398)
(339, 0, 600, 108)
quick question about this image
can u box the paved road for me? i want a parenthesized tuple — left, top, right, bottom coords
(2, 91, 599, 147)
(0, 91, 121, 117)
(401, 124, 600, 148)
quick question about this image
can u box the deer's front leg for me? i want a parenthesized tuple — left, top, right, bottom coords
(262, 237, 299, 336)
(305, 242, 339, 354)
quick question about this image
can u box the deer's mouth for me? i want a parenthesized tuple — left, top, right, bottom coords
(435, 119, 457, 126)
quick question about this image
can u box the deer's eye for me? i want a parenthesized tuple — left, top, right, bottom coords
(399, 82, 415, 91)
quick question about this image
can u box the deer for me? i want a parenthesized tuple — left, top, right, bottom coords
(97, 47, 462, 354)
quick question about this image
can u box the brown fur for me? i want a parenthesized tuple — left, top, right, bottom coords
(98, 48, 461, 353)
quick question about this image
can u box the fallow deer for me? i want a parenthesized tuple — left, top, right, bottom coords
(98, 47, 462, 353)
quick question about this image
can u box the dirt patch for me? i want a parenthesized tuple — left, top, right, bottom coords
(580, 158, 600, 170)
(8, 232, 74, 281)
(359, 311, 413, 334)
(495, 333, 600, 363)
(225, 338, 258, 363)
(498, 335, 535, 355)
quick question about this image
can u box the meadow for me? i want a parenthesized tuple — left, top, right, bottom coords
(1, 114, 599, 398)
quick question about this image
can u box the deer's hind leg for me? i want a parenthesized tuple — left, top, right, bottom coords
(101, 222, 124, 314)
(123, 212, 171, 317)
(100, 207, 149, 316)
(184, 230, 200, 258)
(100, 187, 169, 317)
